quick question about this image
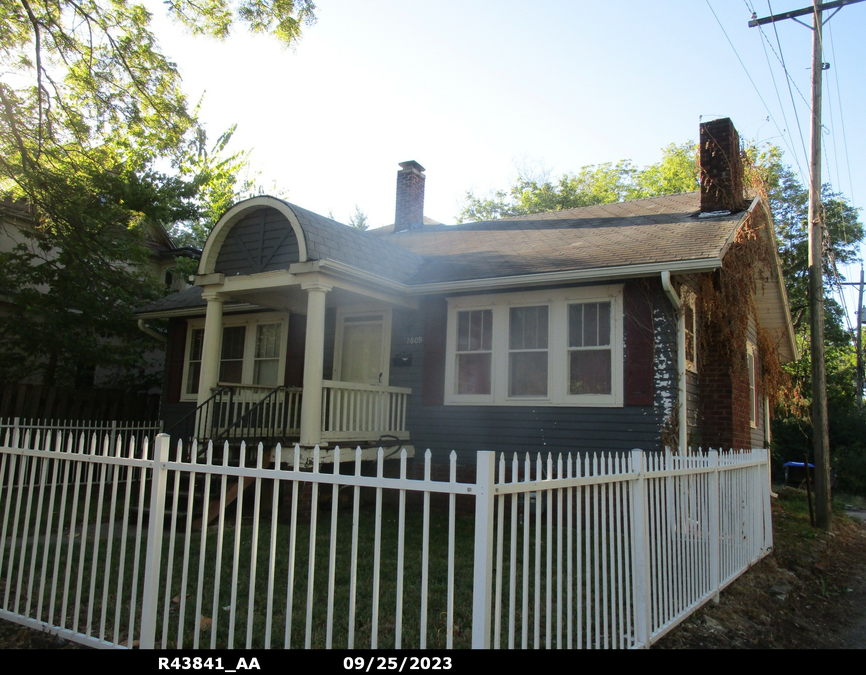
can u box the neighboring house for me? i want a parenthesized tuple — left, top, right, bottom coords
(0, 198, 199, 389)
(136, 119, 797, 467)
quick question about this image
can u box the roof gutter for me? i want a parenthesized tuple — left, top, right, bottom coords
(661, 271, 688, 454)
(137, 319, 167, 344)
(408, 258, 722, 295)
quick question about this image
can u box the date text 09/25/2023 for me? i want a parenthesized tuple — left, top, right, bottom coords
(156, 657, 454, 672)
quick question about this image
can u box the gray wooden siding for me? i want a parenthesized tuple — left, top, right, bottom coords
(215, 207, 301, 276)
(652, 287, 679, 448)
(390, 300, 674, 467)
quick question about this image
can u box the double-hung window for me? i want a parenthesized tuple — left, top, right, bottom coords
(182, 313, 288, 399)
(684, 294, 697, 373)
(509, 306, 549, 397)
(568, 301, 612, 395)
(747, 341, 758, 428)
(445, 286, 624, 406)
(455, 309, 493, 395)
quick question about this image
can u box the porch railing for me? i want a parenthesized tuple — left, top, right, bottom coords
(321, 380, 411, 443)
(167, 385, 302, 445)
(214, 385, 303, 441)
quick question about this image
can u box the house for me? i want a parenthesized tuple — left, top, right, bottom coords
(0, 198, 199, 417)
(135, 118, 797, 468)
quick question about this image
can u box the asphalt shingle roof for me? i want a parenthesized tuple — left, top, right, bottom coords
(382, 193, 748, 285)
(287, 202, 424, 284)
(137, 192, 750, 316)
(136, 286, 206, 314)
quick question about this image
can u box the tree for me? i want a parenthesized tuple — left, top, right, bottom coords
(348, 205, 369, 231)
(456, 142, 698, 223)
(169, 122, 256, 249)
(0, 0, 317, 388)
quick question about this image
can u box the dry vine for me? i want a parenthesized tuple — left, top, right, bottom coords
(696, 212, 791, 410)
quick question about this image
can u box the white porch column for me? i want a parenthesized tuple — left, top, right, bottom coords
(299, 282, 332, 446)
(197, 290, 226, 407)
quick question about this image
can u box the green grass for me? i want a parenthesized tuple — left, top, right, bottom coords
(1, 491, 480, 649)
(2, 485, 629, 650)
(157, 501, 478, 649)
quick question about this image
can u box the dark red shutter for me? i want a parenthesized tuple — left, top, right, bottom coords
(422, 296, 448, 406)
(285, 313, 307, 387)
(165, 319, 187, 404)
(624, 281, 655, 406)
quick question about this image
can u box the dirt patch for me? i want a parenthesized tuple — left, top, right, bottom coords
(0, 621, 86, 649)
(656, 489, 866, 649)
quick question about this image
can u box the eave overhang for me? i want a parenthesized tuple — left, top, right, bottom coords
(404, 257, 725, 295)
(135, 302, 265, 320)
(746, 196, 799, 362)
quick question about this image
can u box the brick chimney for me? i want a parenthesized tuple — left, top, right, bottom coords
(394, 160, 426, 232)
(699, 118, 745, 213)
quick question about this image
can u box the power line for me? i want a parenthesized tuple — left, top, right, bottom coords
(827, 21, 856, 205)
(765, 1, 812, 184)
(748, 1, 807, 182)
(705, 1, 794, 166)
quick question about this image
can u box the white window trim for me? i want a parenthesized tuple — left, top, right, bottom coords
(746, 340, 759, 429)
(333, 305, 393, 385)
(180, 312, 289, 401)
(684, 293, 698, 374)
(444, 285, 624, 407)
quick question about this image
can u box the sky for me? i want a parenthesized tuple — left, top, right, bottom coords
(145, 0, 866, 326)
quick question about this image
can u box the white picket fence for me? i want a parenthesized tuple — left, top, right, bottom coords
(0, 425, 772, 649)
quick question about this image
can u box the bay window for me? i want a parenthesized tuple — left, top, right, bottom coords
(445, 286, 624, 406)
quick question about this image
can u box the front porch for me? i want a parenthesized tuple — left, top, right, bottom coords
(136, 197, 425, 459)
(169, 380, 411, 452)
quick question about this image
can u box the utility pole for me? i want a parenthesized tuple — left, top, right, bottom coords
(749, 0, 865, 530)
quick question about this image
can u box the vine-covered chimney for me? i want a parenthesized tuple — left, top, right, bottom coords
(394, 160, 426, 232)
(699, 118, 745, 214)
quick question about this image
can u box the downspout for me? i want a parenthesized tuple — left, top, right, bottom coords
(661, 271, 687, 454)
(137, 319, 167, 344)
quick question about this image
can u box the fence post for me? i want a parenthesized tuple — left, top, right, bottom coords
(759, 448, 773, 555)
(629, 449, 651, 648)
(140, 433, 171, 649)
(709, 449, 720, 604)
(471, 451, 496, 649)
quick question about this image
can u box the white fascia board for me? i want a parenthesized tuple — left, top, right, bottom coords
(406, 258, 723, 295)
(221, 269, 296, 293)
(748, 197, 799, 361)
(316, 259, 409, 293)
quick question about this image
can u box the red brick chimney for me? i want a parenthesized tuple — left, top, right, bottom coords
(699, 118, 745, 213)
(394, 160, 425, 232)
